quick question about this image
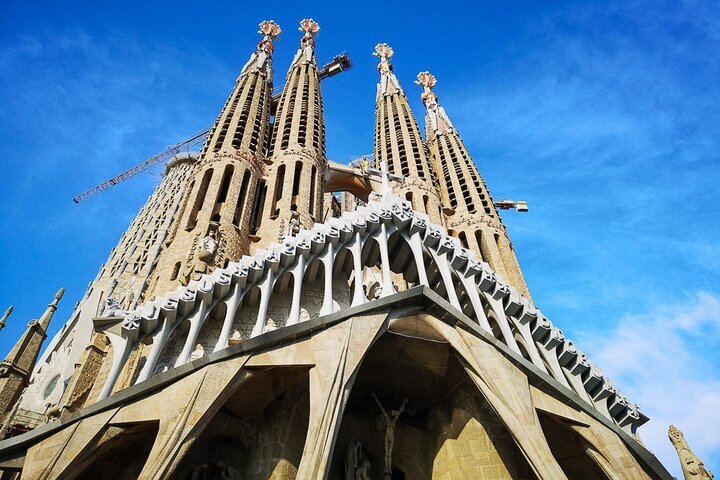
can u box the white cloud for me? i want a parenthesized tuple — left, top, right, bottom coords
(582, 292, 720, 478)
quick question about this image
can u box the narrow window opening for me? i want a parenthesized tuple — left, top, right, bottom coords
(187, 169, 213, 230)
(233, 170, 251, 227)
(291, 161, 302, 211)
(212, 164, 234, 222)
(170, 262, 181, 281)
(250, 181, 267, 235)
(458, 231, 469, 249)
(308, 165, 317, 218)
(272, 164, 286, 217)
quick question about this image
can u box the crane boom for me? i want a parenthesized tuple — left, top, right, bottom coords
(73, 52, 353, 204)
(72, 128, 210, 203)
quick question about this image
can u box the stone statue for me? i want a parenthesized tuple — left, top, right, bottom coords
(188, 230, 218, 281)
(356, 459, 371, 480)
(669, 425, 714, 479)
(372, 393, 408, 477)
(199, 231, 218, 259)
(99, 297, 126, 317)
(345, 438, 371, 480)
(288, 213, 301, 237)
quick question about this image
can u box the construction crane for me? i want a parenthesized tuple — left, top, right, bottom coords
(73, 53, 352, 204)
(72, 127, 209, 203)
(494, 200, 529, 212)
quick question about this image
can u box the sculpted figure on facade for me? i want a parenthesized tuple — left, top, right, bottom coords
(669, 425, 714, 479)
(99, 296, 127, 318)
(345, 437, 371, 480)
(372, 393, 408, 478)
(240, 20, 281, 76)
(185, 229, 218, 283)
(294, 18, 320, 65)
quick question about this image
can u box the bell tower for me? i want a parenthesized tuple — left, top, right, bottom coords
(252, 19, 326, 250)
(0, 289, 63, 428)
(373, 43, 444, 225)
(417, 71, 531, 297)
(149, 21, 280, 295)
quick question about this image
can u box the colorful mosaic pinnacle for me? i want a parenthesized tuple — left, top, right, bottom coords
(258, 20, 281, 39)
(298, 18, 320, 36)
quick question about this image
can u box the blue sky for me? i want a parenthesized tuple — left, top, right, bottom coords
(1, 0, 718, 476)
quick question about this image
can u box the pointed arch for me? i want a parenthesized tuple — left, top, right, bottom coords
(387, 231, 420, 289)
(267, 271, 294, 330)
(193, 302, 227, 360)
(360, 236, 383, 299)
(422, 249, 449, 302)
(331, 247, 354, 312)
(230, 286, 262, 342)
(299, 258, 325, 321)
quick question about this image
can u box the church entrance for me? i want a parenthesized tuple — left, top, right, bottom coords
(329, 328, 535, 479)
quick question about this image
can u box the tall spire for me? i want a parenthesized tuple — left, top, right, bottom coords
(0, 306, 12, 332)
(372, 44, 444, 225)
(417, 72, 531, 298)
(373, 43, 403, 99)
(240, 20, 282, 77)
(201, 19, 280, 159)
(254, 19, 326, 249)
(290, 18, 320, 67)
(39, 288, 63, 331)
(415, 71, 454, 139)
(668, 425, 714, 479)
(148, 22, 280, 294)
(0, 289, 63, 427)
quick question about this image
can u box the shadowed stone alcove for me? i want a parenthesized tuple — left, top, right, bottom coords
(75, 421, 159, 480)
(538, 412, 610, 480)
(329, 330, 536, 479)
(171, 366, 310, 480)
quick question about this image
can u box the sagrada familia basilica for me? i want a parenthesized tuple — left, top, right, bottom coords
(0, 18, 713, 480)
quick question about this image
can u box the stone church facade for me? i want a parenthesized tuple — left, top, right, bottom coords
(0, 19, 678, 480)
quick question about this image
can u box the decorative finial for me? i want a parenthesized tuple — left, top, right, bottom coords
(415, 70, 454, 138)
(415, 71, 438, 108)
(415, 71, 436, 89)
(298, 18, 320, 49)
(241, 20, 281, 76)
(259, 20, 282, 39)
(257, 20, 281, 55)
(298, 18, 320, 36)
(289, 19, 320, 67)
(54, 288, 65, 302)
(0, 306, 13, 332)
(373, 43, 394, 73)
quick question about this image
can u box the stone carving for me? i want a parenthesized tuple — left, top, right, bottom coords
(288, 212, 301, 237)
(372, 394, 408, 478)
(240, 20, 281, 76)
(292, 18, 320, 66)
(79, 193, 646, 434)
(669, 425, 714, 479)
(99, 297, 127, 318)
(345, 438, 371, 480)
(374, 43, 403, 97)
(186, 230, 218, 282)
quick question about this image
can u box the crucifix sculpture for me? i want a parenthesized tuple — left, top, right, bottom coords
(372, 393, 408, 478)
(365, 160, 404, 197)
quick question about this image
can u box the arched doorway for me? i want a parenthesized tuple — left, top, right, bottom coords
(329, 330, 536, 479)
(171, 367, 310, 479)
(538, 411, 611, 479)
